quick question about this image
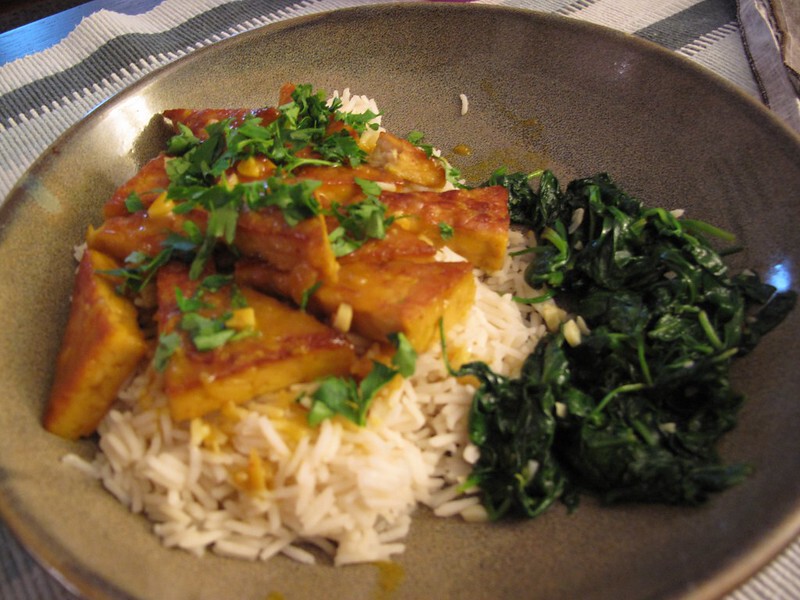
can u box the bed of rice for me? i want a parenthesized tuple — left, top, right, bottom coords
(63, 91, 553, 566)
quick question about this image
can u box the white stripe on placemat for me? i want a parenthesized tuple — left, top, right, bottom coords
(679, 22, 761, 96)
(729, 542, 800, 600)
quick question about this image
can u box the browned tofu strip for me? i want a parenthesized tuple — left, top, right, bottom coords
(367, 132, 446, 189)
(103, 153, 170, 219)
(238, 255, 476, 352)
(293, 164, 405, 207)
(162, 107, 281, 139)
(156, 263, 356, 421)
(236, 208, 339, 288)
(234, 227, 437, 305)
(380, 186, 510, 271)
(88, 202, 338, 292)
(44, 250, 148, 439)
(87, 210, 205, 262)
(312, 259, 476, 352)
(339, 227, 437, 264)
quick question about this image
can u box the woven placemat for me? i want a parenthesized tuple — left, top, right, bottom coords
(0, 1, 797, 598)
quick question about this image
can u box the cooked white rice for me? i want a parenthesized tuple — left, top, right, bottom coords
(66, 92, 558, 566)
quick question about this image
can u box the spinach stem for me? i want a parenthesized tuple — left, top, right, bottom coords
(637, 336, 653, 386)
(680, 218, 736, 243)
(590, 383, 646, 421)
(513, 290, 556, 304)
(698, 310, 724, 350)
(631, 419, 658, 446)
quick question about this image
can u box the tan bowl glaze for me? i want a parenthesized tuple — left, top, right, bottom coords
(1, 5, 799, 599)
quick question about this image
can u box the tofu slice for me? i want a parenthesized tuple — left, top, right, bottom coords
(367, 132, 446, 189)
(162, 107, 281, 139)
(86, 210, 204, 262)
(234, 227, 437, 306)
(156, 263, 356, 421)
(293, 164, 405, 207)
(313, 259, 476, 352)
(103, 153, 170, 219)
(380, 186, 510, 271)
(235, 208, 339, 287)
(87, 204, 338, 292)
(237, 255, 476, 353)
(340, 226, 437, 264)
(44, 250, 148, 439)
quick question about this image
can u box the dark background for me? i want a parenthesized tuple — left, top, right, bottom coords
(0, 0, 88, 33)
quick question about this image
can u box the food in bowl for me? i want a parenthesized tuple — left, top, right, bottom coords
(45, 84, 795, 565)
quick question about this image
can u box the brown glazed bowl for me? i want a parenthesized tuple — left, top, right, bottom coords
(1, 4, 799, 599)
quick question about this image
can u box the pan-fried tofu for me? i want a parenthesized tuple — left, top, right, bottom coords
(103, 153, 171, 219)
(86, 210, 205, 262)
(380, 186, 510, 271)
(234, 227, 437, 306)
(88, 203, 338, 295)
(312, 259, 475, 352)
(162, 107, 281, 139)
(367, 132, 446, 189)
(156, 263, 356, 421)
(340, 227, 437, 264)
(293, 164, 405, 207)
(238, 255, 476, 352)
(236, 208, 339, 290)
(44, 250, 148, 439)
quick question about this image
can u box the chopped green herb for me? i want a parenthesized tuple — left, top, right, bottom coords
(406, 130, 433, 157)
(300, 281, 322, 312)
(354, 177, 383, 197)
(155, 276, 257, 370)
(154, 332, 181, 372)
(124, 192, 145, 213)
(438, 222, 455, 240)
(388, 332, 417, 377)
(323, 176, 394, 257)
(318, 130, 366, 167)
(306, 332, 417, 427)
(337, 108, 381, 133)
(249, 178, 322, 226)
(166, 123, 201, 156)
(98, 233, 197, 294)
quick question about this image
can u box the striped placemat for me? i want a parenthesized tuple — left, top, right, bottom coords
(0, 1, 797, 598)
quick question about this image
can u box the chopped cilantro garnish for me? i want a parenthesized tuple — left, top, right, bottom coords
(166, 123, 201, 156)
(124, 192, 145, 213)
(306, 333, 416, 427)
(300, 281, 322, 312)
(388, 332, 417, 377)
(438, 222, 455, 240)
(318, 130, 366, 166)
(406, 130, 434, 158)
(324, 177, 395, 257)
(154, 275, 257, 371)
(99, 233, 197, 294)
(353, 177, 382, 196)
(249, 178, 322, 225)
(337, 109, 381, 133)
(154, 332, 181, 372)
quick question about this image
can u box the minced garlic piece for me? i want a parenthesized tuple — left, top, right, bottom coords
(536, 302, 567, 332)
(332, 303, 353, 332)
(563, 319, 582, 347)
